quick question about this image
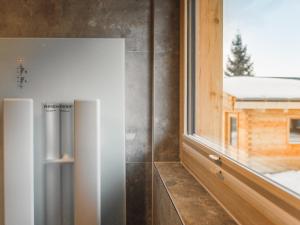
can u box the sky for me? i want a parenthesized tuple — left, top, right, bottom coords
(224, 0, 300, 77)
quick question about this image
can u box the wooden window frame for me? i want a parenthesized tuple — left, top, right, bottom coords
(179, 1, 300, 225)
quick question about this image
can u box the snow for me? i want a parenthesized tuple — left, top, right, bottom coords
(265, 170, 300, 196)
(223, 76, 300, 100)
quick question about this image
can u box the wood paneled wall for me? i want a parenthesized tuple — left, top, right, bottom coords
(231, 109, 300, 156)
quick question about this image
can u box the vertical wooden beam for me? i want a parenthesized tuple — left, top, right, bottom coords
(195, 0, 223, 145)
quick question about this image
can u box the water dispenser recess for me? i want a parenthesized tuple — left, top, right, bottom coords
(44, 104, 62, 225)
(44, 103, 75, 225)
(60, 104, 74, 225)
(44, 101, 101, 225)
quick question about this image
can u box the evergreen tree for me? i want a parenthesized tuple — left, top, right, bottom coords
(225, 33, 254, 76)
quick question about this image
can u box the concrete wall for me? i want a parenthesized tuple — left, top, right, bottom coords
(0, 0, 179, 224)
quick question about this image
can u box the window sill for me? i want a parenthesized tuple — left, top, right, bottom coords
(154, 162, 237, 225)
(181, 134, 300, 225)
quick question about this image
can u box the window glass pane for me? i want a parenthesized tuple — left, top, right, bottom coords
(191, 0, 300, 197)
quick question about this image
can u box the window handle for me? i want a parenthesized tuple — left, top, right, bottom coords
(209, 154, 222, 165)
(209, 154, 221, 161)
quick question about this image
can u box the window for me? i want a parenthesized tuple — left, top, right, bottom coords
(229, 116, 237, 147)
(185, 0, 300, 199)
(289, 119, 300, 143)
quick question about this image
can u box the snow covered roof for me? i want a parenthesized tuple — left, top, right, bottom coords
(223, 76, 300, 101)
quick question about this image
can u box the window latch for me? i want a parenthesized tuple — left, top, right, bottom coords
(208, 154, 221, 165)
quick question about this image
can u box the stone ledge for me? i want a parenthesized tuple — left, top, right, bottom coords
(154, 162, 237, 225)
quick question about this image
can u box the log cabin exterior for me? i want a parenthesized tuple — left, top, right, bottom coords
(223, 76, 300, 157)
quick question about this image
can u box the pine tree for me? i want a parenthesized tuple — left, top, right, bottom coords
(225, 33, 254, 76)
